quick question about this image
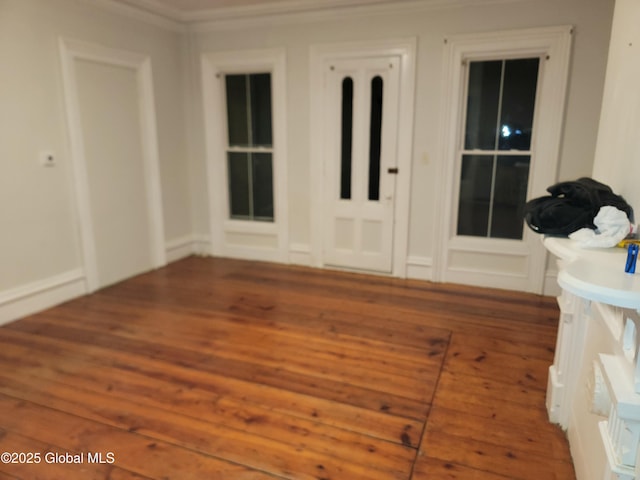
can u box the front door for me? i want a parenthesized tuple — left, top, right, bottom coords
(322, 56, 400, 273)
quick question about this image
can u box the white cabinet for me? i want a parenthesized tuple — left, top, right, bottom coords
(544, 237, 640, 480)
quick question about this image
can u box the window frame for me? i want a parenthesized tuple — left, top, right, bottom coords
(434, 26, 573, 292)
(201, 49, 288, 262)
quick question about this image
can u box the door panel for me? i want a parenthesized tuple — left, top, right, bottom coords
(323, 56, 400, 273)
(75, 59, 153, 289)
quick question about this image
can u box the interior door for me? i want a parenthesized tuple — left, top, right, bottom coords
(323, 56, 400, 273)
(75, 59, 154, 289)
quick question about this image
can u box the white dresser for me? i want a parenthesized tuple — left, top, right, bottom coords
(544, 237, 640, 480)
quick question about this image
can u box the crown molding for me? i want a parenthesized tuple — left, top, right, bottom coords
(188, 0, 526, 31)
(87, 0, 527, 32)
(113, 0, 183, 19)
(183, 0, 401, 22)
(82, 0, 186, 32)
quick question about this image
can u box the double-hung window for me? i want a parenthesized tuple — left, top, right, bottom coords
(224, 73, 274, 222)
(202, 48, 287, 262)
(456, 57, 540, 240)
(439, 27, 572, 292)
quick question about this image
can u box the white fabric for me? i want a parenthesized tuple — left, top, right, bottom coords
(569, 206, 633, 248)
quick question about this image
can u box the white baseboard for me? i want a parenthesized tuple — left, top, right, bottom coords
(289, 243, 313, 266)
(0, 233, 214, 327)
(193, 234, 212, 256)
(0, 269, 86, 326)
(166, 235, 196, 263)
(165, 234, 212, 262)
(406, 255, 433, 281)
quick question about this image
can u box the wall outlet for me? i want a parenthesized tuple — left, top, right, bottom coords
(39, 151, 56, 167)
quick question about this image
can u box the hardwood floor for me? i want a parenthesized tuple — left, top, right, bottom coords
(0, 257, 575, 479)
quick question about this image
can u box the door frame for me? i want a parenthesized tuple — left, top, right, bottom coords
(309, 38, 416, 277)
(59, 38, 166, 293)
(433, 26, 573, 293)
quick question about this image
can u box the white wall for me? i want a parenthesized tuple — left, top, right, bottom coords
(0, 0, 616, 322)
(188, 0, 614, 270)
(592, 0, 640, 216)
(0, 0, 191, 318)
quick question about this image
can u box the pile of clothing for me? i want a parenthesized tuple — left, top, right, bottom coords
(524, 177, 636, 248)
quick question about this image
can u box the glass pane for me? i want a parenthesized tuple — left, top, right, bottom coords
(457, 154, 493, 236)
(498, 58, 539, 151)
(464, 61, 501, 150)
(227, 152, 250, 219)
(252, 152, 274, 221)
(368, 76, 383, 201)
(225, 75, 249, 147)
(490, 156, 530, 239)
(250, 73, 272, 147)
(340, 77, 353, 200)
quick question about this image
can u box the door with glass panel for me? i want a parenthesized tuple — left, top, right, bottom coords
(323, 56, 400, 273)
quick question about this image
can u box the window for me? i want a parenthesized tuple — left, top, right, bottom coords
(368, 76, 383, 201)
(338, 74, 384, 202)
(340, 77, 354, 200)
(456, 58, 539, 240)
(225, 73, 274, 221)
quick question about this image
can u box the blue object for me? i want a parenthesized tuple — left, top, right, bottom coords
(625, 244, 639, 274)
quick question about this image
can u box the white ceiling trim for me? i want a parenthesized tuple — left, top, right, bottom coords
(85, 0, 185, 31)
(188, 0, 526, 32)
(92, 0, 527, 32)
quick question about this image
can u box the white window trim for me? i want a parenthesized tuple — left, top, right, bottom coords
(201, 48, 289, 263)
(434, 26, 573, 292)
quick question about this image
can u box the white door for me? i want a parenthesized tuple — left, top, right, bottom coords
(75, 59, 155, 289)
(323, 56, 400, 273)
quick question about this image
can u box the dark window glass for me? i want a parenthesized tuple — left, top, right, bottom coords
(252, 153, 274, 220)
(228, 152, 251, 219)
(368, 76, 383, 201)
(498, 59, 539, 151)
(250, 73, 273, 147)
(226, 73, 273, 147)
(464, 61, 501, 150)
(457, 155, 493, 237)
(340, 77, 354, 200)
(225, 75, 249, 147)
(490, 156, 530, 239)
(465, 59, 539, 151)
(457, 154, 530, 239)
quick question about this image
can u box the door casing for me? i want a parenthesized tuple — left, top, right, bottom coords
(59, 38, 166, 293)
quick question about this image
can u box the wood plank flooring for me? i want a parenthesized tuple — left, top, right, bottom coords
(0, 257, 575, 479)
